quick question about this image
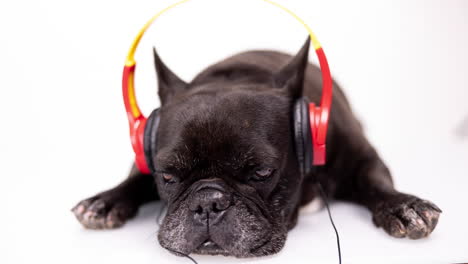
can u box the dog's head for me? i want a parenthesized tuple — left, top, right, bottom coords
(152, 39, 310, 257)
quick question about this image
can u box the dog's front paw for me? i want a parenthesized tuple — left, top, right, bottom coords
(72, 193, 137, 229)
(372, 194, 441, 239)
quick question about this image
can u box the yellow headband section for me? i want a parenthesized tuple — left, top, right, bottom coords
(124, 0, 322, 66)
(262, 0, 321, 50)
(125, 0, 191, 66)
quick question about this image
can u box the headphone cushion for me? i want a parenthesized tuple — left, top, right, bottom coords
(143, 108, 160, 174)
(293, 98, 313, 176)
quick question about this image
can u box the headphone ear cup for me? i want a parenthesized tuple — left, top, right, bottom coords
(143, 108, 160, 174)
(293, 98, 314, 176)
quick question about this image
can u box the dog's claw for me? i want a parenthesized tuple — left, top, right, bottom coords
(72, 195, 137, 230)
(372, 195, 441, 239)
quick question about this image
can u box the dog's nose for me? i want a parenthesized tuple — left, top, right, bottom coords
(189, 188, 232, 225)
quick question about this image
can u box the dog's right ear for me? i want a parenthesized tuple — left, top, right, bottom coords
(273, 37, 310, 99)
(153, 47, 188, 105)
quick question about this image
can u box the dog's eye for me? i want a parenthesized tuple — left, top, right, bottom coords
(162, 173, 176, 183)
(252, 168, 274, 181)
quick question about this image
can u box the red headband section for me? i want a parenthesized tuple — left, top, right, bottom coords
(122, 64, 150, 174)
(310, 47, 332, 165)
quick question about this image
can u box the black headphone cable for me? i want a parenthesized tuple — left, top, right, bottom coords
(317, 182, 342, 264)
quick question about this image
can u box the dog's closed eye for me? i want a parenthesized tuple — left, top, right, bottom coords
(162, 173, 175, 182)
(251, 168, 275, 181)
(155, 171, 177, 184)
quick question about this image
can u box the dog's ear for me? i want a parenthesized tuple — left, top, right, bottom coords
(153, 47, 187, 105)
(273, 37, 310, 99)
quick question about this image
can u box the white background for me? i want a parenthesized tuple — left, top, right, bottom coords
(1, 0, 467, 263)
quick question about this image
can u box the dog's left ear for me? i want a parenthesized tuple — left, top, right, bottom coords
(153, 47, 188, 105)
(274, 37, 310, 99)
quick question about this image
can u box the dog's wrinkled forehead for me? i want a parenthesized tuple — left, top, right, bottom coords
(155, 88, 289, 173)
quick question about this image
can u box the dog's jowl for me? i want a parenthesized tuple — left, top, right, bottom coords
(73, 38, 441, 257)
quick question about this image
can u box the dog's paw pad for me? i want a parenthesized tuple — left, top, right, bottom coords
(372, 195, 441, 239)
(72, 196, 137, 229)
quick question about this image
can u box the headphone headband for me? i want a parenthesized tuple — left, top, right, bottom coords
(122, 0, 333, 173)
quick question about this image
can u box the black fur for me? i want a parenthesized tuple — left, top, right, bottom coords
(73, 38, 441, 257)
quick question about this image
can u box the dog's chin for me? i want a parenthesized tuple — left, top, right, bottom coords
(174, 233, 286, 258)
(182, 232, 286, 258)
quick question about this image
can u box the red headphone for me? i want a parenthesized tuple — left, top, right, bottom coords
(121, 1, 332, 175)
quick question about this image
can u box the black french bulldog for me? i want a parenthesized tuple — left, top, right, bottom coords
(73, 38, 441, 258)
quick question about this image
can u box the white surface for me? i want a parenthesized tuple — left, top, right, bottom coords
(1, 0, 467, 263)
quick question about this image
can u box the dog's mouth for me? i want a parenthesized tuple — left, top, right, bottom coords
(193, 239, 227, 255)
(200, 239, 221, 250)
